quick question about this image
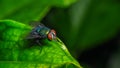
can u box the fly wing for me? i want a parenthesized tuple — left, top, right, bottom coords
(27, 21, 46, 39)
(26, 28, 42, 40)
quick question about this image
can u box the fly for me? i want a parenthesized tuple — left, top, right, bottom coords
(27, 23, 57, 45)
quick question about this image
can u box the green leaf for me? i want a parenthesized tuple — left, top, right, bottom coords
(0, 0, 78, 24)
(0, 0, 50, 24)
(0, 20, 82, 68)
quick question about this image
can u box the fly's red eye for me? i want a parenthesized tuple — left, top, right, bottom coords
(47, 29, 56, 40)
(47, 33, 53, 40)
(51, 29, 56, 35)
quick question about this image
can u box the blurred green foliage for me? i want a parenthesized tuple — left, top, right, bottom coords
(0, 0, 120, 68)
(0, 0, 77, 23)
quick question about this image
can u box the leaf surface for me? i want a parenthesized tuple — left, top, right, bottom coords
(0, 20, 82, 68)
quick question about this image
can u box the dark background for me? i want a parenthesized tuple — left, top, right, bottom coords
(42, 0, 120, 67)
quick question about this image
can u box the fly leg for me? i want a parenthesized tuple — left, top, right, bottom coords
(36, 40, 42, 45)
